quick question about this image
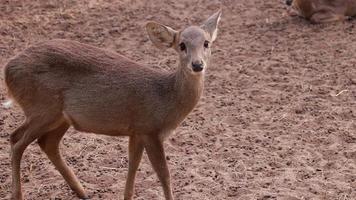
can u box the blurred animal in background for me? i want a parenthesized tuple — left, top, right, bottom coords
(285, 0, 356, 23)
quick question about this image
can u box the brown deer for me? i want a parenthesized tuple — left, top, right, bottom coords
(3, 10, 221, 200)
(285, 0, 356, 23)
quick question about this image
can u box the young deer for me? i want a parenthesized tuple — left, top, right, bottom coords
(285, 0, 356, 23)
(4, 10, 221, 200)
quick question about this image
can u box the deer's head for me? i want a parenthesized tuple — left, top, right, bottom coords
(146, 10, 222, 74)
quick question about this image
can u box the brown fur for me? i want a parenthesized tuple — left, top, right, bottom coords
(6, 39, 200, 135)
(288, 0, 356, 23)
(4, 10, 221, 200)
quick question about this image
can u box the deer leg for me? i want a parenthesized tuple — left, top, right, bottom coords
(10, 122, 30, 200)
(37, 122, 88, 199)
(142, 135, 173, 200)
(124, 135, 144, 200)
(11, 116, 60, 200)
(9, 121, 29, 146)
(310, 12, 347, 23)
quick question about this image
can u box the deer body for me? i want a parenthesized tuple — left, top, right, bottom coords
(6, 39, 201, 137)
(4, 11, 221, 200)
(286, 0, 356, 23)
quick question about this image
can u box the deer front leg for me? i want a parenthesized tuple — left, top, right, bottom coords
(142, 135, 173, 200)
(124, 135, 144, 200)
(310, 11, 348, 23)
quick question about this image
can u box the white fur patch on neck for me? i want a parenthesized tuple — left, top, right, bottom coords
(2, 99, 13, 108)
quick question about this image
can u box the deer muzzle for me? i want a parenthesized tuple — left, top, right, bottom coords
(191, 60, 204, 72)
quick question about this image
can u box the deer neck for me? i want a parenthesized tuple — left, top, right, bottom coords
(170, 63, 204, 119)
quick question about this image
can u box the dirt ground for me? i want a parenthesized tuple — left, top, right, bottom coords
(0, 0, 355, 199)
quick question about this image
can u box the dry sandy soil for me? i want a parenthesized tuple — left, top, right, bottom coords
(0, 0, 355, 199)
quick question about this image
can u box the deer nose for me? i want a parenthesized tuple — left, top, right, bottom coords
(191, 61, 204, 72)
(286, 0, 293, 6)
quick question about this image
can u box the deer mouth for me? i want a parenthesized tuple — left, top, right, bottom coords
(192, 65, 204, 72)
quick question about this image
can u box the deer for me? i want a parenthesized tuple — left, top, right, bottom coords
(285, 0, 356, 23)
(3, 10, 221, 200)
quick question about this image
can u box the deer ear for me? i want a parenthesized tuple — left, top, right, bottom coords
(146, 22, 177, 49)
(201, 10, 222, 42)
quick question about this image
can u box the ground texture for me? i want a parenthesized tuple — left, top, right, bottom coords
(0, 0, 355, 199)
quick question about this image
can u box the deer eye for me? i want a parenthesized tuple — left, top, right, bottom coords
(179, 42, 186, 52)
(204, 40, 209, 48)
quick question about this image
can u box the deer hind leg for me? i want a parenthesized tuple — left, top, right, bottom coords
(124, 135, 144, 200)
(142, 135, 173, 200)
(37, 122, 88, 199)
(10, 114, 63, 200)
(310, 11, 348, 23)
(10, 121, 31, 200)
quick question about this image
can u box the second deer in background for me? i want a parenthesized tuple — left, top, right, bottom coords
(285, 0, 356, 23)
